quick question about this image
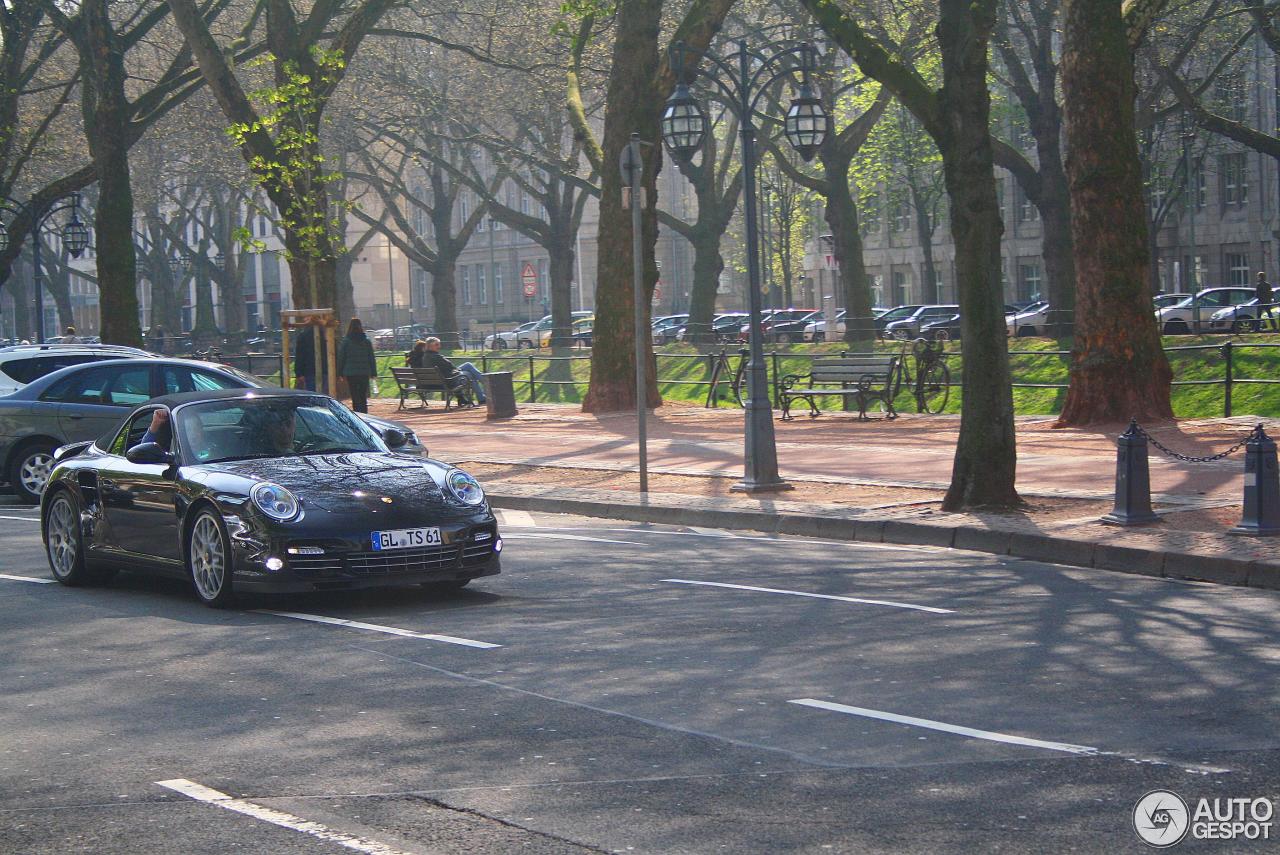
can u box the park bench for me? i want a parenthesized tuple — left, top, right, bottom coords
(390, 366, 456, 411)
(779, 355, 903, 421)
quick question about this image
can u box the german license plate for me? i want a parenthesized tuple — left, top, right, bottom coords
(370, 526, 442, 551)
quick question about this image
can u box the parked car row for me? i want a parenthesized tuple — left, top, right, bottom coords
(0, 355, 423, 504)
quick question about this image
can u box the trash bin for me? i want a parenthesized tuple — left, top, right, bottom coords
(484, 371, 518, 419)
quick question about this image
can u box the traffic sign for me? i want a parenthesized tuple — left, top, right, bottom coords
(521, 262, 538, 298)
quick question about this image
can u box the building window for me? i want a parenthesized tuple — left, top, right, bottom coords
(995, 177, 1006, 221)
(521, 194, 531, 215)
(1215, 74, 1248, 123)
(1225, 252, 1250, 286)
(538, 258, 549, 300)
(890, 199, 910, 233)
(1222, 153, 1248, 206)
(1016, 184, 1039, 222)
(870, 274, 884, 306)
(1190, 163, 1206, 208)
(1018, 262, 1042, 302)
(460, 196, 470, 223)
(461, 266, 470, 305)
(862, 195, 881, 234)
(891, 268, 910, 304)
(494, 263, 504, 303)
(477, 263, 487, 305)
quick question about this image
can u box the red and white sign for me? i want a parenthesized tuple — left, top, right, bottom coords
(521, 262, 538, 298)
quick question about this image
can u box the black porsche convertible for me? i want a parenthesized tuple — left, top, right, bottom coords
(40, 389, 501, 606)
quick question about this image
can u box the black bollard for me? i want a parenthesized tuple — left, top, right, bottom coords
(1231, 424, 1280, 536)
(1101, 419, 1160, 526)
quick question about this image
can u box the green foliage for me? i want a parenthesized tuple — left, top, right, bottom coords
(225, 47, 351, 262)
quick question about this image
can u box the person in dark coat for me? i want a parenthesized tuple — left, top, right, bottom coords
(421, 337, 486, 407)
(1255, 271, 1275, 332)
(337, 317, 378, 413)
(293, 324, 328, 391)
(407, 340, 428, 369)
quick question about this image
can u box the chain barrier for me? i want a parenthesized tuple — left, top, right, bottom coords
(1130, 420, 1256, 463)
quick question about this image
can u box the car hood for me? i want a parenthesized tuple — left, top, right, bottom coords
(192, 453, 465, 513)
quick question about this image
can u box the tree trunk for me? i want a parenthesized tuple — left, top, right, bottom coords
(582, 0, 663, 412)
(822, 161, 875, 349)
(1058, 0, 1173, 425)
(217, 267, 248, 346)
(283, 240, 338, 315)
(911, 186, 939, 303)
(82, 0, 141, 347)
(335, 252, 357, 323)
(687, 227, 724, 344)
(430, 263, 460, 349)
(1038, 150, 1076, 336)
(937, 0, 1021, 510)
(4, 260, 31, 339)
(548, 236, 576, 348)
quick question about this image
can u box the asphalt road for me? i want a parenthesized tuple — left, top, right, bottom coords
(2, 497, 1279, 853)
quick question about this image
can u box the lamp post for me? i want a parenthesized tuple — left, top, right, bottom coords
(1180, 114, 1201, 330)
(662, 38, 827, 492)
(384, 238, 398, 344)
(0, 193, 91, 343)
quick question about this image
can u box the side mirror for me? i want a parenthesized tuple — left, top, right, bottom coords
(382, 427, 409, 449)
(126, 442, 175, 466)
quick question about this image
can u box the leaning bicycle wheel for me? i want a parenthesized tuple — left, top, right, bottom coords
(918, 361, 950, 414)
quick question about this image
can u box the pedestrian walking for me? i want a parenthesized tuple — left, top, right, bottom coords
(1256, 271, 1276, 332)
(337, 317, 378, 414)
(59, 326, 81, 344)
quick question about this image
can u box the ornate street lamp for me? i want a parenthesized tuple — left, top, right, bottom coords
(661, 38, 828, 492)
(0, 192, 92, 342)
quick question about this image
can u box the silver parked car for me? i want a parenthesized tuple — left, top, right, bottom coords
(0, 343, 148, 396)
(0, 358, 423, 503)
(1156, 287, 1255, 334)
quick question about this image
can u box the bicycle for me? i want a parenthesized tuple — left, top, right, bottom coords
(910, 337, 950, 414)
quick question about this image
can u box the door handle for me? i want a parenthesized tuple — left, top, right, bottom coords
(67, 414, 84, 420)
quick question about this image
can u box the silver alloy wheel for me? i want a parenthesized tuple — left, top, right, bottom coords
(18, 449, 53, 498)
(46, 494, 78, 580)
(189, 513, 226, 601)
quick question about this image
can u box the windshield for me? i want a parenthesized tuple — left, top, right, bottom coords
(175, 395, 384, 464)
(882, 306, 920, 320)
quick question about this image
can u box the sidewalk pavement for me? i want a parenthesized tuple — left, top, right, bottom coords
(369, 399, 1280, 590)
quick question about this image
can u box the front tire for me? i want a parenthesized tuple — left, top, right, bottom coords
(45, 491, 91, 585)
(10, 441, 56, 505)
(1164, 320, 1190, 335)
(187, 509, 235, 608)
(496, 339, 508, 350)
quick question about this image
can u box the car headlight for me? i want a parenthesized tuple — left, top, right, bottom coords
(445, 469, 485, 506)
(251, 482, 301, 521)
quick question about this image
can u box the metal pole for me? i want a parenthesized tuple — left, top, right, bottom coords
(625, 134, 649, 493)
(386, 239, 396, 343)
(489, 213, 498, 345)
(733, 41, 790, 493)
(33, 211, 44, 343)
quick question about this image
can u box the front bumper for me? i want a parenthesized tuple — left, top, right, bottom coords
(230, 521, 502, 593)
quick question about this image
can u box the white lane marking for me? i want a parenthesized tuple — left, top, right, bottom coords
(257, 612, 500, 648)
(0, 573, 55, 584)
(497, 509, 536, 527)
(688, 526, 723, 536)
(156, 779, 413, 855)
(499, 525, 928, 551)
(0, 514, 40, 522)
(501, 532, 644, 546)
(788, 699, 1098, 755)
(662, 579, 953, 614)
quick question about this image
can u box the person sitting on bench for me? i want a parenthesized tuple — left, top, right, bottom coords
(421, 337, 487, 407)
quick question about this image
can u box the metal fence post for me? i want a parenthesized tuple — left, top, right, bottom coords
(481, 353, 488, 374)
(528, 354, 536, 403)
(1221, 340, 1233, 418)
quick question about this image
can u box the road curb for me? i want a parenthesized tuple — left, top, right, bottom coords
(487, 490, 1273, 592)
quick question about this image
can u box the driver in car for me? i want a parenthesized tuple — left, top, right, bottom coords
(139, 410, 172, 450)
(242, 405, 298, 456)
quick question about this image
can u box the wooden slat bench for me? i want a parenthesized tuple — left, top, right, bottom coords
(779, 355, 903, 421)
(390, 366, 455, 411)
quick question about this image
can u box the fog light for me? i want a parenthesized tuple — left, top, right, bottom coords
(493, 538, 502, 553)
(265, 556, 284, 571)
